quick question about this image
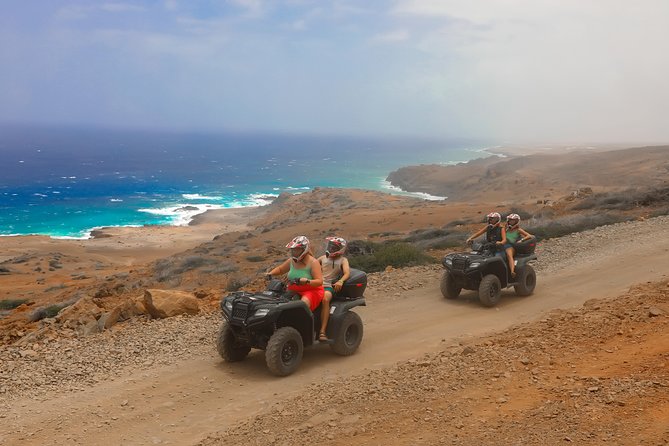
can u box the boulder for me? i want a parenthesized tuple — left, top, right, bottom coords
(143, 289, 200, 319)
(56, 296, 103, 326)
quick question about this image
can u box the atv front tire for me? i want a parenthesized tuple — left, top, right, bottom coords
(514, 265, 536, 296)
(266, 327, 304, 376)
(217, 322, 251, 362)
(440, 271, 462, 299)
(478, 274, 502, 307)
(331, 311, 363, 356)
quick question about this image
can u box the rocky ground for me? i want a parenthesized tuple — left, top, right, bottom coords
(1, 216, 668, 445)
(199, 279, 668, 446)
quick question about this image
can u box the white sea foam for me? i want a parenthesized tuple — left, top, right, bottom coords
(182, 193, 222, 200)
(247, 193, 279, 206)
(110, 198, 123, 202)
(138, 203, 231, 226)
(380, 180, 447, 201)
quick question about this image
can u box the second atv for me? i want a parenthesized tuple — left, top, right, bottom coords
(440, 239, 537, 307)
(217, 268, 367, 376)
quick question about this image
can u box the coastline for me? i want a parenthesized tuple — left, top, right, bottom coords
(0, 206, 259, 268)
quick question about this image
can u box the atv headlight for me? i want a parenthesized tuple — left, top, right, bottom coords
(224, 300, 233, 312)
(444, 258, 452, 266)
(253, 308, 270, 318)
(469, 262, 481, 268)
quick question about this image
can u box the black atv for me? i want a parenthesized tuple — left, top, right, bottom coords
(440, 238, 537, 307)
(217, 268, 367, 376)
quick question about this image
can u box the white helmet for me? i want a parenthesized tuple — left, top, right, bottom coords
(325, 236, 347, 258)
(486, 212, 501, 226)
(286, 236, 310, 262)
(506, 213, 520, 230)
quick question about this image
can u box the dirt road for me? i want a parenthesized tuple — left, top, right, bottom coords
(3, 224, 669, 445)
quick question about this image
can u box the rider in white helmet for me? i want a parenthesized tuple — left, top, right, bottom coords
(316, 236, 351, 341)
(466, 212, 507, 254)
(267, 236, 324, 311)
(503, 214, 534, 277)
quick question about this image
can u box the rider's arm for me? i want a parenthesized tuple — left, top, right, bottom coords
(268, 259, 290, 276)
(332, 258, 350, 292)
(498, 226, 507, 245)
(467, 226, 487, 242)
(519, 228, 533, 241)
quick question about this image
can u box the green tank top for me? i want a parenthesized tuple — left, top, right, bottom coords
(506, 229, 521, 243)
(287, 262, 313, 281)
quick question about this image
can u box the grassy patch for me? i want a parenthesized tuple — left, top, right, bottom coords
(0, 299, 29, 310)
(348, 241, 436, 273)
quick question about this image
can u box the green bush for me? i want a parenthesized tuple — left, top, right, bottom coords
(0, 299, 29, 310)
(348, 242, 435, 273)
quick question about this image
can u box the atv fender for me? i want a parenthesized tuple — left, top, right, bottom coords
(327, 298, 365, 338)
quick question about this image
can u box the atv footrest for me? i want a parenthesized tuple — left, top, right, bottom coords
(319, 338, 335, 345)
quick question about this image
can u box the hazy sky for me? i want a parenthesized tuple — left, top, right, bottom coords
(1, 1, 668, 142)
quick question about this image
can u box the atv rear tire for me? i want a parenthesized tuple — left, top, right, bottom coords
(331, 311, 363, 356)
(514, 265, 536, 296)
(266, 327, 304, 376)
(440, 271, 461, 299)
(217, 322, 251, 362)
(478, 274, 502, 307)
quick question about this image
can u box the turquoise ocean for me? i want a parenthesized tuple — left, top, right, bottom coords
(0, 125, 494, 238)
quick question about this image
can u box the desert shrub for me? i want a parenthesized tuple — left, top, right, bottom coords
(226, 276, 250, 292)
(348, 242, 435, 273)
(572, 187, 669, 211)
(445, 219, 470, 227)
(28, 300, 74, 322)
(506, 207, 533, 220)
(404, 228, 449, 242)
(417, 234, 468, 250)
(154, 255, 221, 282)
(44, 284, 67, 293)
(179, 256, 216, 271)
(245, 255, 265, 263)
(0, 299, 29, 310)
(650, 206, 669, 217)
(204, 263, 239, 275)
(527, 213, 631, 240)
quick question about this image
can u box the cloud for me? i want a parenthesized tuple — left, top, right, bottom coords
(386, 0, 669, 141)
(100, 3, 146, 13)
(370, 29, 409, 44)
(228, 0, 265, 17)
